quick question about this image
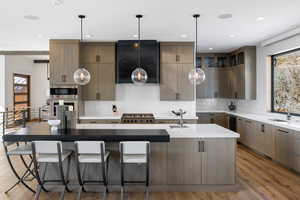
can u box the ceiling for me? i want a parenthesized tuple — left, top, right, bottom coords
(1, 0, 300, 52)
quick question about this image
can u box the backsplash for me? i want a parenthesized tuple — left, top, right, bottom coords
(84, 84, 196, 116)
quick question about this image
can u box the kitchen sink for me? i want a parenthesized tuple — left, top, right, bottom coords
(269, 119, 288, 122)
(169, 125, 189, 128)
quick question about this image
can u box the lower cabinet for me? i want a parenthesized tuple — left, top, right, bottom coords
(274, 127, 294, 168)
(236, 117, 245, 143)
(243, 120, 255, 149)
(167, 139, 236, 185)
(197, 113, 228, 128)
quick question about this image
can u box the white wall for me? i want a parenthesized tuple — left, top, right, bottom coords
(85, 84, 196, 116)
(4, 55, 49, 111)
(0, 56, 5, 112)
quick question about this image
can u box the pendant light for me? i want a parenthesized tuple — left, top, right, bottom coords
(188, 14, 205, 85)
(131, 14, 148, 84)
(73, 15, 91, 85)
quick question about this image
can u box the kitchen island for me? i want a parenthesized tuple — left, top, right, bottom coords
(3, 123, 239, 192)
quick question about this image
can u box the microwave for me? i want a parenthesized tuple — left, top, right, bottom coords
(50, 88, 78, 99)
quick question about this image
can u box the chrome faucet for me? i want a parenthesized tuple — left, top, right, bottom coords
(287, 112, 292, 121)
(172, 109, 186, 127)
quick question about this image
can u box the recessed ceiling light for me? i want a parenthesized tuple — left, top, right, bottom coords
(85, 34, 93, 38)
(133, 34, 138, 38)
(37, 34, 43, 39)
(52, 0, 64, 6)
(229, 34, 236, 38)
(181, 34, 187, 38)
(209, 48, 213, 50)
(24, 15, 40, 20)
(218, 13, 233, 19)
(256, 17, 265, 21)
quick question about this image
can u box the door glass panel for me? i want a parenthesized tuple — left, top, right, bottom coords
(14, 85, 28, 93)
(14, 76, 27, 85)
(15, 95, 28, 102)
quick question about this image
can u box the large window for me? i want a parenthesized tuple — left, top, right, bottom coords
(272, 49, 300, 115)
(13, 74, 30, 120)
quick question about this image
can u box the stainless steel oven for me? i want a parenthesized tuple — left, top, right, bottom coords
(50, 87, 78, 100)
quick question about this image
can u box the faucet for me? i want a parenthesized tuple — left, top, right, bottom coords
(172, 109, 186, 127)
(287, 112, 292, 121)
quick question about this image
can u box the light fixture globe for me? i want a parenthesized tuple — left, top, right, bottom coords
(73, 67, 91, 85)
(188, 68, 206, 85)
(131, 67, 148, 84)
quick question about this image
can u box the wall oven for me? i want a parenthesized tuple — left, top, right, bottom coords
(50, 87, 78, 99)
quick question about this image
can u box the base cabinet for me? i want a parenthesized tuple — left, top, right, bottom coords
(167, 139, 236, 185)
(274, 127, 294, 168)
(197, 113, 228, 128)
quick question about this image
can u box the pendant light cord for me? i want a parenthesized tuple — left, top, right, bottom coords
(81, 17, 83, 41)
(137, 15, 141, 68)
(193, 14, 200, 69)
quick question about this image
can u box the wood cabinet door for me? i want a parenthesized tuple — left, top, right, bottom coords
(160, 45, 177, 64)
(80, 44, 98, 64)
(167, 140, 202, 185)
(82, 64, 98, 100)
(236, 118, 245, 143)
(160, 64, 178, 100)
(50, 41, 65, 85)
(254, 122, 266, 153)
(275, 128, 293, 168)
(196, 66, 209, 98)
(244, 120, 255, 148)
(198, 114, 214, 124)
(63, 42, 80, 84)
(98, 45, 115, 64)
(236, 65, 245, 99)
(177, 45, 194, 64)
(202, 139, 236, 184)
(214, 114, 228, 128)
(98, 63, 115, 100)
(50, 40, 79, 85)
(177, 64, 194, 101)
(218, 68, 231, 98)
(264, 124, 275, 158)
(150, 143, 168, 185)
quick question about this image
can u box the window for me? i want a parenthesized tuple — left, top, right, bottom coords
(13, 74, 30, 120)
(271, 49, 300, 115)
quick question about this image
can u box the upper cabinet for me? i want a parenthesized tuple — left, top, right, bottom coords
(160, 42, 194, 101)
(197, 46, 256, 100)
(80, 42, 116, 101)
(49, 40, 80, 86)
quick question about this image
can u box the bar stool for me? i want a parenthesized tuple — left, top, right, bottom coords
(74, 141, 110, 200)
(120, 141, 150, 200)
(31, 141, 72, 200)
(3, 141, 36, 193)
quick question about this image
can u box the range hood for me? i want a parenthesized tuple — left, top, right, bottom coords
(116, 40, 159, 83)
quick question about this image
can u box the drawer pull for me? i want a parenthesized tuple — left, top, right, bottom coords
(278, 129, 289, 133)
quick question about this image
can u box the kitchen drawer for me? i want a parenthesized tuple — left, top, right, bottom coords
(292, 155, 300, 173)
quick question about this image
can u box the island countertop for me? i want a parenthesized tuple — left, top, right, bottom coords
(2, 123, 170, 142)
(76, 123, 240, 139)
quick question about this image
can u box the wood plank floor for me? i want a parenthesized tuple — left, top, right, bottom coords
(1, 144, 300, 200)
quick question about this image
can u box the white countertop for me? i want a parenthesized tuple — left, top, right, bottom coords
(197, 110, 300, 132)
(79, 114, 198, 120)
(76, 123, 240, 139)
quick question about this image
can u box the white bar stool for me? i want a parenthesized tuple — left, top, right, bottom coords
(120, 141, 150, 200)
(31, 141, 72, 200)
(74, 141, 110, 200)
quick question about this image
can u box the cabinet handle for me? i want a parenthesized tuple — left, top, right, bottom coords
(261, 124, 265, 133)
(96, 92, 101, 100)
(96, 55, 100, 62)
(176, 55, 180, 62)
(202, 141, 205, 152)
(198, 141, 205, 152)
(234, 92, 238, 99)
(214, 92, 218, 98)
(176, 93, 180, 100)
(278, 129, 288, 133)
(61, 75, 66, 82)
(198, 141, 201, 152)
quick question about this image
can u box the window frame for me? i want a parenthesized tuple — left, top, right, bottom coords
(271, 47, 300, 116)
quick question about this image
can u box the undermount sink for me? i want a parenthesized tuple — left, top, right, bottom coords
(269, 119, 288, 123)
(169, 125, 189, 129)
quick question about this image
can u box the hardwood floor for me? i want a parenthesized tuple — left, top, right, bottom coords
(1, 144, 300, 200)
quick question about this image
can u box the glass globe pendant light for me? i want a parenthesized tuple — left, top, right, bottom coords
(74, 15, 91, 85)
(188, 14, 205, 85)
(131, 14, 148, 84)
